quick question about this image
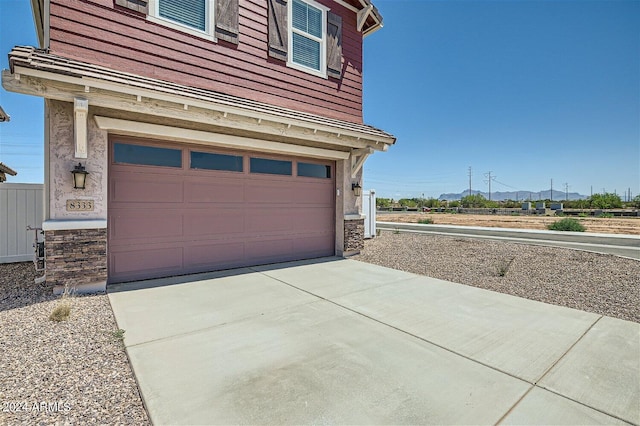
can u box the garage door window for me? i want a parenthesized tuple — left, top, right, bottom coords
(298, 162, 331, 179)
(250, 157, 292, 175)
(114, 143, 182, 168)
(191, 151, 243, 172)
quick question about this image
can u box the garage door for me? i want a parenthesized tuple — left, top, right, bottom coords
(108, 138, 335, 283)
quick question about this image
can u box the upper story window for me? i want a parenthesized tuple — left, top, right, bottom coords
(269, 0, 343, 80)
(148, 0, 216, 41)
(289, 0, 327, 77)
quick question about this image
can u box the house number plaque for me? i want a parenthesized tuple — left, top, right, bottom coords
(66, 199, 94, 212)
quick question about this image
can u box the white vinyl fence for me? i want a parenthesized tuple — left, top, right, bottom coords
(363, 189, 376, 238)
(0, 183, 44, 263)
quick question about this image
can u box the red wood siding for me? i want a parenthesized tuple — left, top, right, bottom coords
(48, 0, 364, 123)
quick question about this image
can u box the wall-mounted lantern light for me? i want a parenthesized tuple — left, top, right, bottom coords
(71, 163, 89, 189)
(352, 182, 362, 197)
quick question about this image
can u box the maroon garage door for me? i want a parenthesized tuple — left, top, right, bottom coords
(108, 138, 336, 283)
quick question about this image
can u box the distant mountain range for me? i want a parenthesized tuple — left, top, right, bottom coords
(438, 189, 587, 201)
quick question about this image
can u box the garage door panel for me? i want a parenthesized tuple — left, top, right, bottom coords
(111, 173, 183, 204)
(245, 182, 295, 204)
(110, 246, 183, 279)
(184, 209, 245, 236)
(245, 238, 295, 260)
(292, 207, 335, 232)
(183, 242, 245, 268)
(109, 140, 335, 284)
(184, 178, 245, 203)
(245, 208, 292, 233)
(110, 211, 184, 242)
(295, 183, 334, 205)
(293, 235, 334, 256)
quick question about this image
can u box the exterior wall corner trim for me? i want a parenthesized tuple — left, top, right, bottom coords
(42, 219, 107, 231)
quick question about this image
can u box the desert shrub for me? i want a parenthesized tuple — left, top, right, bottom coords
(49, 302, 71, 322)
(597, 212, 614, 218)
(49, 284, 75, 322)
(578, 212, 587, 218)
(496, 258, 515, 277)
(588, 193, 622, 209)
(547, 218, 586, 232)
(417, 218, 434, 224)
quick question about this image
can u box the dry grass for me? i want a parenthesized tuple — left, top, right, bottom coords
(48, 301, 71, 322)
(380, 212, 640, 235)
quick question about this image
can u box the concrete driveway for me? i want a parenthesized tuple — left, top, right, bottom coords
(108, 258, 639, 425)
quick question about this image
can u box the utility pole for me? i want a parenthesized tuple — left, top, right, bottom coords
(468, 166, 472, 197)
(550, 178, 553, 201)
(564, 183, 569, 201)
(591, 186, 593, 197)
(484, 171, 495, 201)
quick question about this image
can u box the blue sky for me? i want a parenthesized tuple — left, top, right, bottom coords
(0, 1, 43, 183)
(363, 0, 639, 199)
(0, 0, 638, 200)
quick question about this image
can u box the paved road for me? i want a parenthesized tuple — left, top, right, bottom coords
(376, 222, 640, 260)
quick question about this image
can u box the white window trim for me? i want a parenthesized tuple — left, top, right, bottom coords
(147, 0, 217, 42)
(287, 0, 329, 79)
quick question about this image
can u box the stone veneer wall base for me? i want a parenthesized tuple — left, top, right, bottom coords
(344, 218, 365, 255)
(44, 228, 108, 293)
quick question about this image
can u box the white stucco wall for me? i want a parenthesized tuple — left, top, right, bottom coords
(48, 100, 108, 220)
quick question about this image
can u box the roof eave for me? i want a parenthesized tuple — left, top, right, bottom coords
(4, 47, 396, 150)
(358, 0, 383, 37)
(0, 163, 18, 176)
(30, 0, 45, 49)
(0, 106, 9, 122)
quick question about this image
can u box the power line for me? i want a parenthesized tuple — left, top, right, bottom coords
(493, 179, 518, 190)
(484, 171, 496, 201)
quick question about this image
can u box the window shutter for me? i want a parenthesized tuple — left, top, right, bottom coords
(216, 0, 239, 44)
(326, 11, 343, 79)
(115, 0, 148, 14)
(268, 0, 288, 61)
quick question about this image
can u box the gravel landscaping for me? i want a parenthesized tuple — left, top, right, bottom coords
(1, 235, 637, 424)
(0, 262, 149, 425)
(354, 231, 640, 323)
